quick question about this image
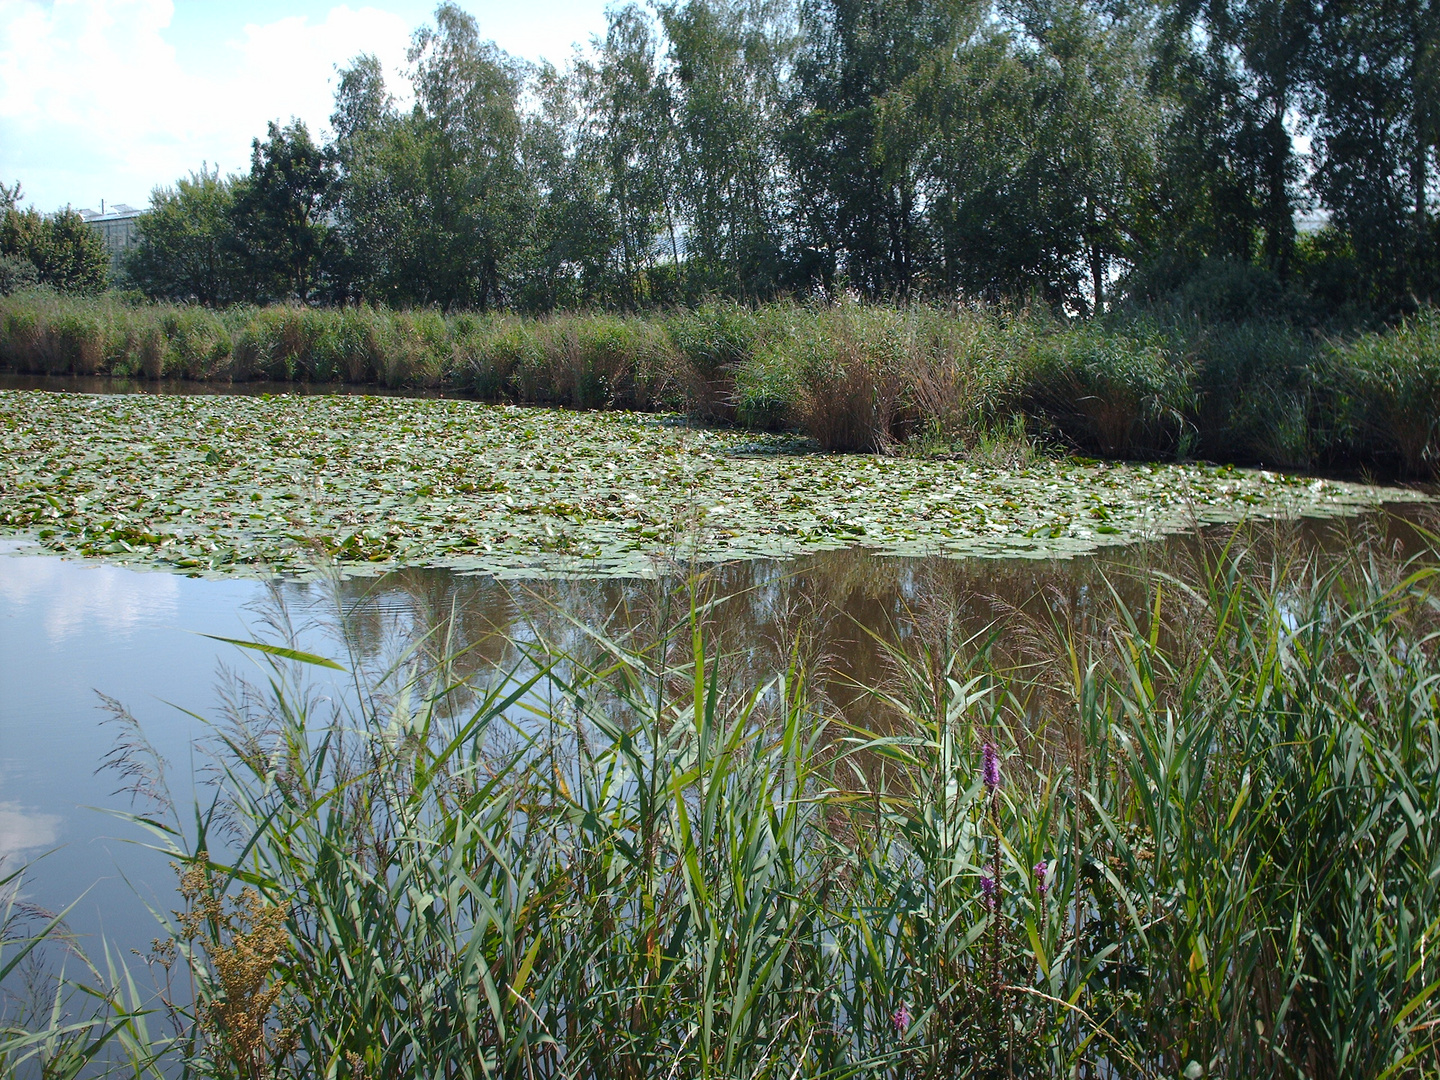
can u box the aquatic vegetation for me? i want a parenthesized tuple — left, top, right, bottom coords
(0, 389, 1424, 578)
(1331, 309, 1440, 474)
(7, 524, 1440, 1077)
(3, 293, 1438, 475)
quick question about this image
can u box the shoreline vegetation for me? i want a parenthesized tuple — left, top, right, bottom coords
(0, 388, 1428, 578)
(4, 520, 1440, 1077)
(2, 291, 1438, 476)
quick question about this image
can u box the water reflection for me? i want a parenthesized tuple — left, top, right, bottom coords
(0, 504, 1428, 969)
(0, 556, 181, 642)
(0, 801, 60, 866)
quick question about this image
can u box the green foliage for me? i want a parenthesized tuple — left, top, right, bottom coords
(666, 302, 761, 422)
(331, 4, 532, 311)
(0, 207, 106, 294)
(126, 168, 247, 306)
(0, 254, 40, 297)
(12, 526, 1440, 1077)
(1024, 321, 1192, 457)
(1330, 308, 1440, 476)
(230, 121, 336, 304)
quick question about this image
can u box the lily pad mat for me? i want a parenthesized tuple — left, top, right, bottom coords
(0, 389, 1428, 579)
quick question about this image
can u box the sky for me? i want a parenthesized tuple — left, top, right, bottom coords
(0, 0, 613, 214)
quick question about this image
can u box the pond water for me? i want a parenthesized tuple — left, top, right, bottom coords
(0, 371, 473, 400)
(1, 372, 1435, 1051)
(1, 505, 1431, 976)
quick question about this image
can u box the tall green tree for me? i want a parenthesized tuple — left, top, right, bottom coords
(1305, 0, 1439, 306)
(662, 0, 797, 298)
(0, 204, 106, 294)
(1146, 0, 1314, 281)
(515, 63, 617, 309)
(788, 0, 983, 298)
(128, 168, 246, 305)
(328, 53, 407, 302)
(573, 5, 679, 308)
(1004, 0, 1163, 309)
(403, 2, 532, 310)
(230, 120, 337, 303)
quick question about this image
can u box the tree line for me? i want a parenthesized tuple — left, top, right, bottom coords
(78, 0, 1440, 316)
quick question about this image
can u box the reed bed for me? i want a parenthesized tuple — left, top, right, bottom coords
(2, 290, 1438, 473)
(4, 520, 1440, 1078)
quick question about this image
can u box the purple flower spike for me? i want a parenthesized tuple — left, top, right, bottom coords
(982, 742, 1000, 791)
(980, 873, 998, 907)
(1034, 860, 1049, 897)
(891, 1004, 911, 1035)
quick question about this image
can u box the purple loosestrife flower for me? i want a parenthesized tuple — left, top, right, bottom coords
(982, 741, 1000, 791)
(891, 1004, 911, 1036)
(1034, 861, 1049, 897)
(980, 873, 998, 908)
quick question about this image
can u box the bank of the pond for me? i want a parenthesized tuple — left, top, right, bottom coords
(0, 388, 1428, 578)
(4, 292, 1438, 472)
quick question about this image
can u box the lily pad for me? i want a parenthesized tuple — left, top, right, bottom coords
(0, 390, 1428, 579)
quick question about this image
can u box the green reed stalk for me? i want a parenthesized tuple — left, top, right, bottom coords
(5, 524, 1440, 1077)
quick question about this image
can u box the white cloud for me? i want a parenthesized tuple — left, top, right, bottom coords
(0, 801, 62, 864)
(0, 0, 414, 210)
(0, 552, 179, 641)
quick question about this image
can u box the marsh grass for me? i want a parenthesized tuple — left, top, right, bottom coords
(6, 520, 1440, 1078)
(0, 860, 166, 1079)
(1330, 310, 1440, 475)
(1188, 319, 1320, 468)
(1022, 320, 1192, 458)
(0, 290, 1436, 472)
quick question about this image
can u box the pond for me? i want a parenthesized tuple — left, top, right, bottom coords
(0, 376, 1433, 993)
(1, 503, 1431, 972)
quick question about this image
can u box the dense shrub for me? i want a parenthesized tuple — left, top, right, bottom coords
(455, 314, 536, 399)
(0, 253, 39, 297)
(908, 304, 1036, 445)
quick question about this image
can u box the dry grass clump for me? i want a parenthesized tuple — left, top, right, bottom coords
(765, 302, 913, 451)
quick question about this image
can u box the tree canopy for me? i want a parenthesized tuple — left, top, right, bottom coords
(120, 0, 1438, 316)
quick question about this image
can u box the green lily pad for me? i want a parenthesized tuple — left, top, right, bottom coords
(0, 390, 1429, 580)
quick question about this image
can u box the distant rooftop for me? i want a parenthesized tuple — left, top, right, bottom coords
(78, 203, 143, 221)
(1295, 207, 1331, 235)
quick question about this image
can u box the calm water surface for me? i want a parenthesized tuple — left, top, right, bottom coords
(1, 508, 1430, 970)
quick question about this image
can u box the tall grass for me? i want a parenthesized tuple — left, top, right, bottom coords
(7, 523, 1439, 1077)
(2, 288, 1437, 474)
(1330, 309, 1440, 475)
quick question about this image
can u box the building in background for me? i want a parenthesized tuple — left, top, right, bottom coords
(78, 202, 143, 275)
